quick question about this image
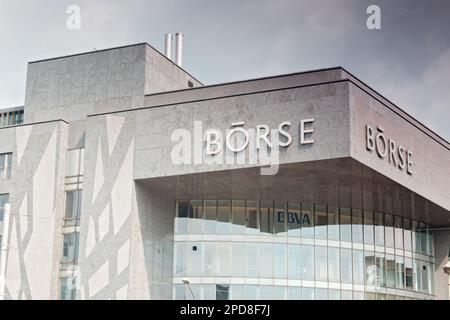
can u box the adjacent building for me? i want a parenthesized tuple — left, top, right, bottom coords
(0, 42, 449, 300)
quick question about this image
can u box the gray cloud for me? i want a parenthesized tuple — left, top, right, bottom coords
(0, 0, 449, 140)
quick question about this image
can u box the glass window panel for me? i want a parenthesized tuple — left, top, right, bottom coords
(341, 290, 353, 300)
(246, 201, 258, 235)
(245, 285, 258, 300)
(203, 285, 216, 300)
(301, 203, 313, 238)
(274, 243, 287, 278)
(187, 242, 202, 276)
(287, 287, 301, 300)
(246, 244, 258, 277)
(231, 285, 245, 300)
(421, 262, 429, 293)
(302, 287, 314, 300)
(395, 255, 405, 289)
(174, 243, 187, 276)
(62, 233, 79, 263)
(232, 242, 245, 277)
(288, 244, 301, 280)
(259, 243, 274, 278)
(328, 247, 340, 282)
(403, 218, 412, 252)
(273, 202, 287, 236)
(365, 292, 376, 300)
(394, 216, 403, 249)
(385, 214, 394, 248)
(217, 200, 231, 234)
(0, 153, 12, 179)
(413, 259, 421, 292)
(66, 149, 81, 177)
(216, 284, 229, 300)
(376, 293, 386, 300)
(327, 206, 339, 240)
(287, 202, 301, 237)
(412, 220, 420, 253)
(260, 286, 273, 299)
(353, 291, 365, 300)
(176, 200, 190, 235)
(216, 242, 230, 276)
(365, 251, 376, 286)
(419, 223, 427, 255)
(0, 194, 10, 221)
(231, 200, 246, 234)
(259, 200, 273, 235)
(301, 245, 315, 281)
(188, 200, 203, 234)
(374, 212, 384, 246)
(405, 257, 413, 290)
(315, 288, 328, 300)
(386, 254, 396, 288)
(315, 246, 328, 282)
(341, 248, 352, 284)
(273, 286, 286, 300)
(64, 190, 82, 226)
(340, 207, 352, 242)
(314, 204, 327, 239)
(363, 210, 374, 244)
(352, 208, 363, 243)
(204, 200, 217, 234)
(427, 228, 433, 256)
(353, 250, 365, 285)
(328, 289, 340, 300)
(60, 277, 76, 300)
(375, 253, 386, 287)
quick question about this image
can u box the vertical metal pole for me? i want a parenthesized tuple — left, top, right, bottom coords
(0, 203, 11, 300)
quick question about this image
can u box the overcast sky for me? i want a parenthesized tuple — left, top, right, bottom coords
(0, 0, 449, 140)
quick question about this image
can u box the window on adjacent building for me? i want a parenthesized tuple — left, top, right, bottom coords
(64, 190, 82, 226)
(0, 153, 12, 179)
(60, 277, 77, 300)
(62, 233, 79, 265)
(0, 194, 9, 221)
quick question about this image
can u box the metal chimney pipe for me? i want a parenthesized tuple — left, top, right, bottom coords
(175, 32, 183, 67)
(164, 33, 172, 60)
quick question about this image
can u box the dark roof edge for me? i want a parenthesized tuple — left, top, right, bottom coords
(28, 42, 203, 86)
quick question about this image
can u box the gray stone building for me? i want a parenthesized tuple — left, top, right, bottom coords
(0, 42, 449, 300)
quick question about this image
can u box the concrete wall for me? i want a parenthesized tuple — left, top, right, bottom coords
(0, 120, 68, 299)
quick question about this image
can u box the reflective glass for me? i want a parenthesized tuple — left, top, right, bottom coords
(274, 243, 287, 278)
(301, 245, 314, 281)
(189, 200, 203, 234)
(363, 210, 374, 244)
(204, 200, 217, 234)
(246, 201, 258, 234)
(327, 206, 339, 240)
(187, 243, 202, 276)
(259, 200, 273, 235)
(328, 289, 340, 300)
(274, 202, 287, 236)
(314, 204, 327, 239)
(62, 233, 79, 263)
(420, 223, 427, 255)
(216, 284, 229, 300)
(374, 212, 384, 246)
(231, 200, 246, 234)
(403, 218, 412, 252)
(394, 216, 403, 249)
(288, 244, 301, 280)
(340, 207, 351, 242)
(328, 247, 340, 282)
(301, 203, 314, 238)
(216, 243, 230, 276)
(341, 248, 352, 283)
(176, 200, 190, 234)
(217, 200, 231, 234)
(405, 257, 413, 290)
(315, 246, 328, 281)
(375, 253, 386, 287)
(246, 244, 258, 277)
(232, 242, 245, 277)
(287, 287, 301, 300)
(386, 254, 396, 288)
(341, 290, 353, 300)
(260, 286, 273, 299)
(395, 255, 405, 289)
(352, 209, 363, 243)
(273, 286, 286, 300)
(174, 243, 187, 276)
(315, 288, 327, 300)
(353, 250, 365, 285)
(245, 285, 258, 300)
(365, 251, 376, 286)
(203, 242, 216, 276)
(385, 214, 394, 248)
(231, 285, 245, 299)
(287, 202, 301, 237)
(259, 243, 274, 278)
(302, 287, 314, 300)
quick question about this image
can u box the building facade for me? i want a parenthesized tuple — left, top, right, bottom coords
(0, 43, 449, 300)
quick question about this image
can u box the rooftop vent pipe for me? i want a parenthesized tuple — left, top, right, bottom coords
(175, 32, 183, 67)
(164, 33, 172, 60)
